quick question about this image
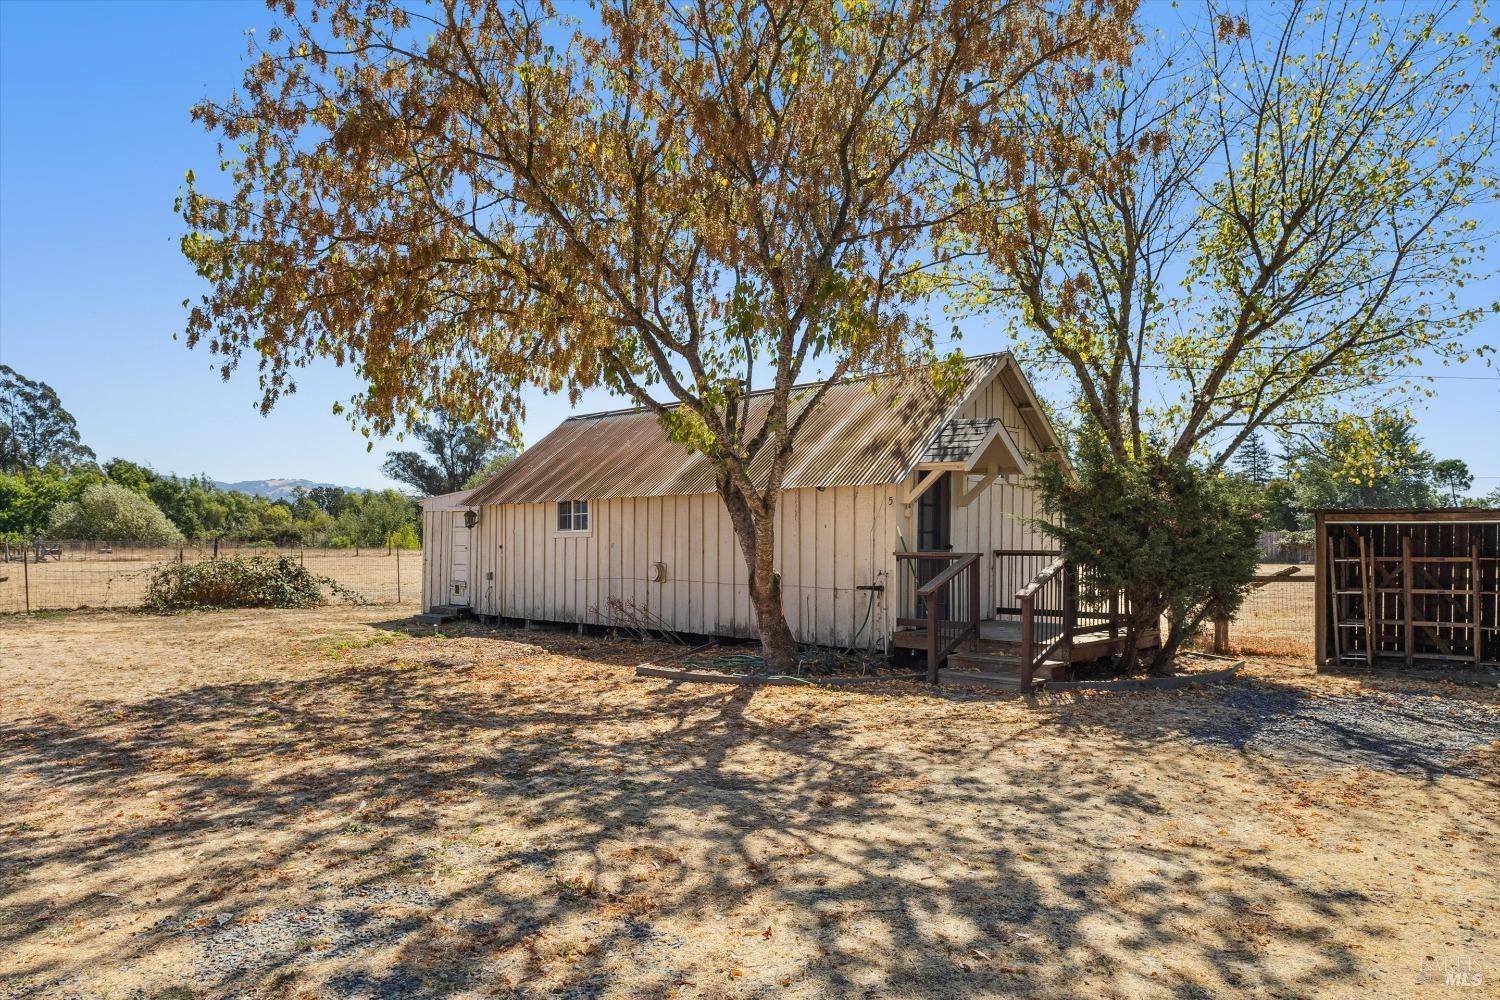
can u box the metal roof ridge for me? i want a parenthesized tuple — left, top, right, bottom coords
(558, 351, 1013, 424)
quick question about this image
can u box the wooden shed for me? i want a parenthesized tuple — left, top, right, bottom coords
(419, 489, 478, 613)
(1314, 507, 1500, 672)
(445, 354, 1078, 674)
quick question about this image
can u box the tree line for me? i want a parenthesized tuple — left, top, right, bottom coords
(1236, 412, 1493, 536)
(1, 365, 514, 547)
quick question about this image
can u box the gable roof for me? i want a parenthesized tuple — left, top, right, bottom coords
(921, 418, 1002, 465)
(917, 417, 1029, 476)
(467, 353, 1059, 505)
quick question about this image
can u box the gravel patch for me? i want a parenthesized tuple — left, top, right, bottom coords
(1185, 682, 1500, 775)
(146, 885, 454, 998)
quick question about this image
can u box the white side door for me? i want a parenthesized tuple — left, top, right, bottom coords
(449, 511, 471, 605)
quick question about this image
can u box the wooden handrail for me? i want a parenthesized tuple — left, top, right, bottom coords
(917, 552, 980, 597)
(895, 550, 983, 683)
(1016, 557, 1066, 600)
(1016, 557, 1104, 689)
(1009, 556, 1143, 688)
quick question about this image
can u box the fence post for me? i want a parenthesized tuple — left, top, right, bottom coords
(22, 544, 30, 613)
(300, 548, 305, 567)
(1213, 617, 1229, 655)
(177, 545, 183, 566)
(213, 537, 220, 560)
(396, 545, 402, 604)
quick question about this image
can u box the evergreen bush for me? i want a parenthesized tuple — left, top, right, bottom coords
(1033, 434, 1263, 673)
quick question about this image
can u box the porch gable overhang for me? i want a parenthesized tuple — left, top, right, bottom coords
(914, 417, 1030, 478)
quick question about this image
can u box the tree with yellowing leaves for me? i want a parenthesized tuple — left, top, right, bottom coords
(179, 0, 1134, 669)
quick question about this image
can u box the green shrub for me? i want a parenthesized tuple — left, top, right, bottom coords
(142, 555, 363, 612)
(1033, 434, 1263, 674)
(48, 482, 183, 545)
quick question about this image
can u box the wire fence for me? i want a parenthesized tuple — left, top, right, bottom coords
(1190, 564, 1317, 660)
(0, 540, 420, 613)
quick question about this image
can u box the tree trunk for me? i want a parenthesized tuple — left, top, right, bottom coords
(1150, 626, 1187, 674)
(717, 477, 800, 674)
(1154, 607, 1212, 674)
(1120, 591, 1169, 675)
(1140, 596, 1175, 675)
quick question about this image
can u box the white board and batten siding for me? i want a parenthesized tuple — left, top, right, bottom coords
(471, 484, 900, 649)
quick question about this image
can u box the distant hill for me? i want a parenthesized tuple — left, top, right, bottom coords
(213, 478, 371, 501)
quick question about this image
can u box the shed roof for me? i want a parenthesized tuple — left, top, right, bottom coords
(1312, 507, 1500, 523)
(467, 354, 1051, 505)
(418, 489, 476, 511)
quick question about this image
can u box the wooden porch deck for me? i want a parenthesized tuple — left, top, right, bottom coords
(894, 549, 1155, 688)
(893, 618, 1158, 688)
(892, 618, 1146, 659)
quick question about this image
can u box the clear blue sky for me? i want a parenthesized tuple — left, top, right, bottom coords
(1, 0, 1497, 494)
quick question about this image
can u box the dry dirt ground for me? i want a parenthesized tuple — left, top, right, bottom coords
(1, 606, 1497, 1000)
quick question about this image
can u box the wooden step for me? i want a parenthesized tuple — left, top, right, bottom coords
(417, 605, 472, 625)
(894, 620, 1024, 643)
(892, 631, 1020, 656)
(936, 667, 1042, 691)
(947, 650, 1064, 679)
(894, 624, 1156, 665)
(946, 650, 1023, 674)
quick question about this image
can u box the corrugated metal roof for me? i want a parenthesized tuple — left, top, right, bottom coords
(467, 356, 1004, 504)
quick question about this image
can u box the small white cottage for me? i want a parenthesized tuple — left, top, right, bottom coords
(420, 353, 1066, 653)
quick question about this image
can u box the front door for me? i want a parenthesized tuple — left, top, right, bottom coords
(449, 512, 471, 606)
(914, 473, 952, 619)
(916, 472, 952, 552)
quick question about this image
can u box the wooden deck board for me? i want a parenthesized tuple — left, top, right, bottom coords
(893, 619, 1157, 664)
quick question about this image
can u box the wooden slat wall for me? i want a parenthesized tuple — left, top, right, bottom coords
(472, 484, 898, 648)
(1316, 513, 1499, 668)
(421, 508, 455, 612)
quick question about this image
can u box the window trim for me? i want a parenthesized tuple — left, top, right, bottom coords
(553, 499, 592, 536)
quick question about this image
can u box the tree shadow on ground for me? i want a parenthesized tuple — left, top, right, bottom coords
(3, 624, 1487, 998)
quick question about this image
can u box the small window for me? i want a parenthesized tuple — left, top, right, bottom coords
(556, 500, 590, 532)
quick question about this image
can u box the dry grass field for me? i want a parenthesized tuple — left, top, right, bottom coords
(2, 603, 1497, 999)
(0, 549, 414, 612)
